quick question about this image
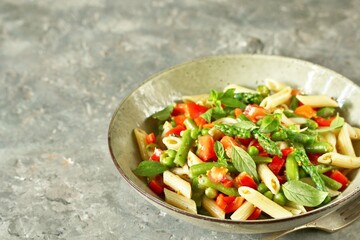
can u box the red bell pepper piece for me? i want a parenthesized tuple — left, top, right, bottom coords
(268, 156, 285, 175)
(313, 116, 336, 127)
(281, 147, 294, 157)
(329, 170, 349, 190)
(186, 102, 209, 119)
(247, 208, 262, 220)
(165, 125, 186, 136)
(234, 172, 258, 189)
(148, 175, 165, 195)
(145, 132, 156, 144)
(294, 105, 317, 119)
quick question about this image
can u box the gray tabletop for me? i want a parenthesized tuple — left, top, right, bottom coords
(1, 0, 359, 239)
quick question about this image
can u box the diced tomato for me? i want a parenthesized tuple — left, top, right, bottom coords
(215, 194, 228, 211)
(329, 170, 349, 190)
(313, 116, 336, 127)
(221, 178, 234, 188)
(148, 175, 165, 195)
(207, 167, 228, 183)
(165, 125, 186, 136)
(173, 115, 187, 126)
(277, 175, 287, 184)
(194, 116, 208, 126)
(225, 196, 244, 213)
(186, 102, 209, 119)
(243, 104, 267, 123)
(294, 105, 317, 119)
(236, 137, 253, 146)
(234, 172, 258, 189)
(197, 135, 216, 161)
(172, 103, 187, 116)
(234, 108, 243, 118)
(202, 122, 215, 129)
(220, 136, 239, 150)
(145, 132, 156, 144)
(281, 147, 294, 157)
(150, 148, 163, 161)
(268, 156, 285, 175)
(308, 153, 321, 165)
(247, 208, 262, 220)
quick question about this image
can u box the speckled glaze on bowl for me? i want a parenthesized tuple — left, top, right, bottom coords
(108, 55, 360, 234)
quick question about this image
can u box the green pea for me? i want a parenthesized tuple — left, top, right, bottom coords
(205, 187, 218, 199)
(273, 192, 287, 206)
(257, 85, 270, 97)
(248, 146, 259, 156)
(257, 182, 269, 194)
(263, 190, 274, 200)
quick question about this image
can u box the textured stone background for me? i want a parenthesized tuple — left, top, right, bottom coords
(1, 0, 359, 239)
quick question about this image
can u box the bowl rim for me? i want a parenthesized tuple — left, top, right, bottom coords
(108, 54, 360, 226)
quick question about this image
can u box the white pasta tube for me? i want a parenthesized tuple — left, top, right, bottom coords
(171, 164, 190, 178)
(161, 121, 173, 137)
(187, 151, 204, 167)
(257, 163, 280, 194)
(337, 123, 356, 157)
(162, 136, 182, 151)
(202, 197, 225, 219)
(223, 84, 257, 93)
(347, 125, 360, 140)
(286, 201, 307, 214)
(320, 132, 337, 152)
(230, 201, 256, 220)
(182, 94, 209, 106)
(163, 170, 192, 199)
(260, 87, 292, 110)
(134, 128, 149, 161)
(317, 152, 360, 168)
(164, 188, 197, 214)
(238, 186, 293, 219)
(295, 95, 338, 108)
(265, 79, 288, 92)
(283, 206, 302, 216)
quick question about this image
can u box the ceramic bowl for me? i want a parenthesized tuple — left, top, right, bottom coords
(108, 55, 360, 234)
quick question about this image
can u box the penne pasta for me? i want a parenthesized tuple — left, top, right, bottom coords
(264, 79, 288, 92)
(320, 132, 337, 152)
(238, 186, 293, 219)
(162, 136, 182, 151)
(224, 84, 257, 93)
(230, 201, 256, 220)
(260, 87, 292, 110)
(202, 197, 225, 219)
(295, 95, 338, 108)
(187, 151, 204, 167)
(337, 123, 356, 157)
(163, 170, 192, 199)
(347, 125, 360, 140)
(257, 164, 280, 194)
(182, 94, 209, 106)
(286, 201, 307, 214)
(317, 152, 360, 168)
(283, 206, 302, 216)
(134, 128, 150, 161)
(164, 188, 197, 214)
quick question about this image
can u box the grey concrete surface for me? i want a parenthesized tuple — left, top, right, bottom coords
(0, 0, 359, 239)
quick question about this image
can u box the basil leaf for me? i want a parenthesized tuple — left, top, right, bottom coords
(316, 114, 344, 133)
(233, 119, 258, 131)
(221, 97, 246, 108)
(152, 105, 174, 121)
(282, 180, 329, 207)
(231, 145, 258, 182)
(260, 113, 281, 133)
(201, 109, 213, 123)
(133, 161, 168, 176)
(214, 141, 226, 161)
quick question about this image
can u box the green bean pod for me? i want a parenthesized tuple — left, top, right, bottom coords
(286, 130, 316, 145)
(285, 153, 299, 181)
(320, 174, 342, 190)
(173, 129, 193, 166)
(190, 162, 237, 178)
(302, 119, 318, 130)
(160, 149, 177, 167)
(252, 156, 273, 164)
(197, 174, 239, 196)
(317, 107, 336, 118)
(305, 142, 333, 154)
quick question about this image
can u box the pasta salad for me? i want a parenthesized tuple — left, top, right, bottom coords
(133, 79, 360, 220)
